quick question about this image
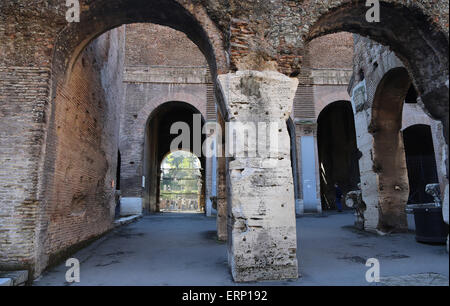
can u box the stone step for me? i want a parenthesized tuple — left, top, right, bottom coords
(113, 214, 143, 227)
(0, 270, 28, 286)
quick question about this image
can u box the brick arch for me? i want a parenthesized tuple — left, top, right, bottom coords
(303, 0, 449, 150)
(34, 0, 227, 276)
(137, 93, 207, 129)
(49, 0, 228, 119)
(51, 0, 227, 80)
(314, 90, 351, 118)
(142, 101, 206, 213)
(402, 115, 434, 132)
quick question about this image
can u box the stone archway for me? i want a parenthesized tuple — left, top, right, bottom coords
(370, 67, 411, 232)
(142, 101, 206, 214)
(403, 124, 440, 204)
(306, 1, 448, 127)
(32, 2, 226, 276)
(317, 101, 361, 211)
(303, 1, 448, 235)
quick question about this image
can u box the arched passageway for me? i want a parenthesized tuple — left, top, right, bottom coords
(403, 124, 440, 204)
(370, 67, 412, 232)
(35, 8, 219, 274)
(307, 2, 449, 140)
(159, 151, 203, 213)
(317, 101, 360, 211)
(144, 101, 206, 213)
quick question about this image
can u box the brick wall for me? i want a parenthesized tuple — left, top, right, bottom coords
(308, 33, 354, 69)
(0, 67, 50, 271)
(125, 23, 207, 67)
(35, 27, 126, 273)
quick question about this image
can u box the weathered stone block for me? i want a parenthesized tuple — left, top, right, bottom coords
(120, 197, 143, 216)
(218, 70, 299, 282)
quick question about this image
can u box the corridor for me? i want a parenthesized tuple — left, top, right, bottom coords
(34, 213, 449, 286)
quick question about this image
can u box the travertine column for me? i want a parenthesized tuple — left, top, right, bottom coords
(218, 70, 299, 282)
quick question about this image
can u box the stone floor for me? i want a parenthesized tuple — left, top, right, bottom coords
(33, 212, 449, 286)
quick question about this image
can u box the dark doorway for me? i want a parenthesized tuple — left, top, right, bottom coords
(403, 124, 439, 204)
(317, 101, 361, 210)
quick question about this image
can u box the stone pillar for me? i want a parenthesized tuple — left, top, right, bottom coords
(218, 70, 299, 282)
(352, 81, 380, 232)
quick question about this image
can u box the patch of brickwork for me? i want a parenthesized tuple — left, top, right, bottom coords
(0, 67, 50, 272)
(125, 23, 207, 67)
(33, 28, 126, 275)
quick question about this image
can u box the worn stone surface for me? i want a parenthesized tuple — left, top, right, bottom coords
(349, 34, 449, 235)
(0, 270, 28, 286)
(350, 37, 411, 233)
(32, 213, 450, 286)
(378, 273, 449, 286)
(218, 70, 298, 282)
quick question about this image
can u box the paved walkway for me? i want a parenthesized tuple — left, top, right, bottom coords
(34, 212, 449, 286)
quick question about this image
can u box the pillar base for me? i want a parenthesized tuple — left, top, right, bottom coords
(231, 262, 298, 283)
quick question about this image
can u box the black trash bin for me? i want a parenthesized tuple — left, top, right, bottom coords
(413, 206, 448, 244)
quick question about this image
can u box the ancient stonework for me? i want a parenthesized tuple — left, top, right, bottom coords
(218, 71, 299, 282)
(0, 0, 448, 281)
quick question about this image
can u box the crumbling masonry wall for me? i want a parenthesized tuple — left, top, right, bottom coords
(0, 27, 125, 275)
(37, 28, 126, 275)
(349, 35, 448, 233)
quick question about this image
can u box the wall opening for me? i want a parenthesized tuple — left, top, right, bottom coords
(160, 151, 203, 213)
(403, 124, 440, 204)
(144, 101, 206, 213)
(317, 101, 360, 211)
